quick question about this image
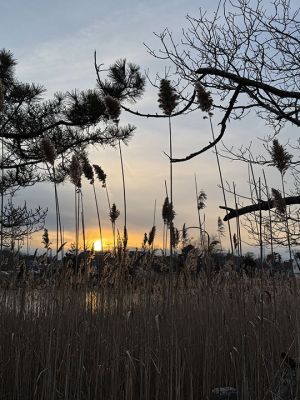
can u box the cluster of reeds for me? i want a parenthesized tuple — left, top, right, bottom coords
(1, 272, 299, 399)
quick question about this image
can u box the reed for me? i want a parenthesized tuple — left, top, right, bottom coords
(0, 272, 299, 399)
(158, 79, 178, 259)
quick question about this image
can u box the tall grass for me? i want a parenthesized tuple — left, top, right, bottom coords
(1, 271, 299, 399)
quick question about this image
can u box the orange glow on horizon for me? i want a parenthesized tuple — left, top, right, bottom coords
(29, 228, 164, 252)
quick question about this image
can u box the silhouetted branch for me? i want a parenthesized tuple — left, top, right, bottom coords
(220, 195, 300, 221)
(170, 84, 242, 163)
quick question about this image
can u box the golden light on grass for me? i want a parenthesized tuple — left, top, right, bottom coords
(94, 239, 102, 252)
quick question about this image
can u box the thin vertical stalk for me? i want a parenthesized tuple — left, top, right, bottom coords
(152, 199, 156, 251)
(53, 177, 62, 258)
(258, 177, 263, 267)
(168, 116, 173, 262)
(46, 163, 62, 259)
(164, 180, 169, 258)
(153, 199, 156, 227)
(112, 221, 116, 253)
(105, 185, 114, 250)
(281, 173, 292, 260)
(209, 115, 233, 253)
(262, 169, 274, 261)
(92, 183, 103, 249)
(233, 182, 242, 260)
(194, 174, 204, 250)
(0, 135, 3, 271)
(74, 187, 79, 272)
(81, 191, 86, 253)
(248, 158, 260, 247)
(118, 139, 127, 248)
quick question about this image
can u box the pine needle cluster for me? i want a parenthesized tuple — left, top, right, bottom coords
(270, 139, 292, 175)
(41, 136, 56, 166)
(98, 59, 145, 102)
(69, 155, 82, 188)
(93, 164, 106, 187)
(104, 95, 121, 122)
(66, 90, 106, 125)
(0, 49, 16, 86)
(158, 79, 179, 116)
(271, 188, 286, 215)
(195, 82, 213, 113)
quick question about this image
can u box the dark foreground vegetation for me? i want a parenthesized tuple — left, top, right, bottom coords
(0, 257, 299, 399)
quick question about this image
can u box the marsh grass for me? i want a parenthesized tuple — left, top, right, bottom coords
(0, 268, 299, 399)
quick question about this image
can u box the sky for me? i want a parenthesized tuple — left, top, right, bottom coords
(1, 0, 299, 256)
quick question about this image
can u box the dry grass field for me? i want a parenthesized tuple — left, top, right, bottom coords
(0, 267, 299, 399)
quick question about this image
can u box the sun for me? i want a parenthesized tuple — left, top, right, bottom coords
(94, 239, 102, 252)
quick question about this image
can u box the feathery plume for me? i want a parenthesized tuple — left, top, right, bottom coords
(217, 216, 225, 237)
(270, 139, 292, 175)
(69, 154, 82, 188)
(158, 79, 179, 115)
(143, 233, 148, 247)
(197, 190, 207, 210)
(93, 164, 107, 187)
(148, 225, 156, 247)
(41, 136, 56, 166)
(162, 197, 175, 226)
(109, 203, 120, 224)
(195, 82, 213, 112)
(81, 154, 94, 183)
(271, 188, 286, 215)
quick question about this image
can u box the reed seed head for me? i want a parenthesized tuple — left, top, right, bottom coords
(158, 79, 179, 116)
(93, 164, 107, 187)
(110, 203, 120, 224)
(195, 82, 213, 113)
(148, 226, 156, 246)
(81, 154, 94, 184)
(41, 136, 56, 165)
(143, 233, 148, 247)
(69, 154, 82, 188)
(217, 217, 225, 236)
(197, 190, 207, 210)
(272, 188, 286, 215)
(270, 139, 292, 175)
(162, 197, 175, 226)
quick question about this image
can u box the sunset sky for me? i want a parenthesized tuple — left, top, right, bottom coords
(2, 0, 298, 255)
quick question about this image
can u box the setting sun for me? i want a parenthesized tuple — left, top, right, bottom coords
(93, 240, 102, 252)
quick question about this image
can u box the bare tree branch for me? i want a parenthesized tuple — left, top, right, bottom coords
(170, 84, 242, 163)
(220, 195, 300, 221)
